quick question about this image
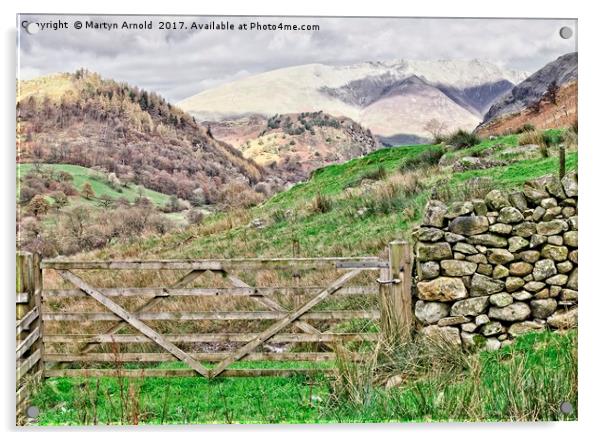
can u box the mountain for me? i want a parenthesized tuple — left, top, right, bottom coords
(179, 59, 527, 142)
(205, 111, 379, 182)
(17, 70, 265, 206)
(476, 53, 577, 136)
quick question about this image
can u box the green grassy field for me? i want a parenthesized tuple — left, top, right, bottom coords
(17, 163, 172, 207)
(30, 330, 577, 424)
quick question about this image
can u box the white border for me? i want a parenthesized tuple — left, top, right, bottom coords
(1, 1, 600, 439)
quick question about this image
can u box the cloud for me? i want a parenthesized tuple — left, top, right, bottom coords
(18, 15, 577, 102)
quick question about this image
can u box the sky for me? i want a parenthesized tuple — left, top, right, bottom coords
(17, 15, 577, 102)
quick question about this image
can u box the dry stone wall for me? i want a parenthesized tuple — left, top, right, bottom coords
(412, 172, 578, 351)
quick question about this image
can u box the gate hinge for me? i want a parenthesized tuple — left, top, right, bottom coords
(377, 278, 401, 285)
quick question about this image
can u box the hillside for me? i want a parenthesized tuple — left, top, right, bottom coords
(17, 70, 265, 206)
(83, 129, 577, 261)
(179, 60, 527, 142)
(476, 53, 577, 136)
(206, 111, 379, 182)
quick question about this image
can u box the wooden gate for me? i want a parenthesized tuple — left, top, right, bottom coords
(18, 241, 412, 390)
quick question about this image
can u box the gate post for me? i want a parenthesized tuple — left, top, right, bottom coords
(380, 241, 413, 344)
(32, 253, 44, 376)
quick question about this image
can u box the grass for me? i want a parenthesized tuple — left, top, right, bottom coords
(30, 330, 577, 424)
(17, 163, 172, 208)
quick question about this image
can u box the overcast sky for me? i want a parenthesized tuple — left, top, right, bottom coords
(18, 15, 577, 102)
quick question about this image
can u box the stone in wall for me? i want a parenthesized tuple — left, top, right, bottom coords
(414, 172, 578, 350)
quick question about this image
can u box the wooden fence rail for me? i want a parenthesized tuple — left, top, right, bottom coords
(16, 241, 414, 420)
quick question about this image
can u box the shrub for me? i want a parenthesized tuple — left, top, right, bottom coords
(445, 129, 480, 149)
(515, 124, 535, 134)
(186, 209, 204, 225)
(518, 130, 544, 146)
(399, 147, 444, 171)
(362, 165, 387, 181)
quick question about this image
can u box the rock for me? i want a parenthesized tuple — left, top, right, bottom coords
(508, 236, 529, 253)
(415, 300, 450, 324)
(490, 292, 513, 307)
(466, 254, 487, 264)
(505, 277, 525, 292)
(541, 245, 568, 262)
(547, 235, 563, 246)
(489, 302, 531, 322)
(561, 172, 578, 197)
(485, 190, 510, 210)
(498, 207, 524, 224)
(448, 216, 489, 236)
(530, 298, 558, 319)
(523, 180, 549, 203)
(472, 199, 488, 216)
(567, 268, 578, 290)
(470, 273, 505, 296)
(490, 223, 513, 235)
(524, 281, 546, 292)
(545, 177, 566, 199)
(445, 201, 474, 219)
(440, 260, 477, 276)
(562, 207, 576, 218)
(568, 216, 578, 231)
(453, 242, 478, 255)
(444, 232, 465, 243)
(450, 296, 489, 317)
(549, 286, 562, 298)
(487, 249, 515, 265)
(543, 207, 562, 221)
(546, 274, 568, 286)
(481, 321, 504, 336)
(547, 307, 578, 329)
(569, 250, 578, 264)
(423, 200, 448, 227)
(509, 262, 533, 277)
(493, 265, 510, 279)
(485, 338, 502, 351)
(249, 218, 265, 228)
(508, 321, 544, 337)
(421, 325, 461, 346)
(519, 250, 540, 263)
(415, 227, 444, 242)
(461, 332, 486, 349)
(557, 261, 573, 274)
(475, 314, 490, 327)
(534, 288, 550, 299)
(530, 234, 547, 248)
(417, 277, 468, 302)
(512, 291, 533, 301)
(461, 322, 477, 332)
(560, 289, 578, 301)
(536, 220, 569, 236)
(454, 252, 466, 260)
(513, 222, 537, 238)
(498, 333, 508, 341)
(540, 198, 558, 209)
(564, 231, 578, 247)
(416, 242, 453, 262)
(438, 316, 470, 326)
(467, 234, 507, 248)
(418, 261, 440, 280)
(509, 192, 529, 211)
(532, 206, 546, 222)
(477, 264, 493, 276)
(533, 259, 557, 281)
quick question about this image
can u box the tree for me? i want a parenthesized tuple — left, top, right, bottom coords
(81, 182, 95, 200)
(97, 194, 114, 209)
(544, 80, 559, 105)
(52, 191, 68, 209)
(28, 195, 50, 217)
(423, 119, 448, 143)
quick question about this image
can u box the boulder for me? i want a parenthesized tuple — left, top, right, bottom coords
(444, 201, 474, 219)
(561, 172, 578, 197)
(423, 200, 448, 227)
(470, 273, 505, 296)
(530, 298, 558, 319)
(417, 277, 468, 302)
(415, 227, 444, 242)
(487, 249, 515, 265)
(467, 234, 508, 248)
(508, 321, 544, 337)
(416, 242, 453, 261)
(418, 261, 440, 280)
(509, 192, 529, 211)
(450, 296, 489, 317)
(415, 300, 450, 324)
(489, 302, 531, 322)
(523, 180, 549, 203)
(472, 199, 488, 216)
(448, 216, 489, 236)
(421, 325, 461, 346)
(533, 259, 557, 281)
(498, 207, 524, 224)
(485, 190, 511, 210)
(545, 177, 566, 199)
(508, 236, 529, 252)
(489, 292, 513, 307)
(440, 260, 478, 276)
(536, 220, 569, 236)
(547, 307, 578, 329)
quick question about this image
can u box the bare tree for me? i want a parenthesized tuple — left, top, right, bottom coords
(423, 119, 448, 142)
